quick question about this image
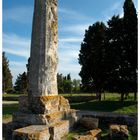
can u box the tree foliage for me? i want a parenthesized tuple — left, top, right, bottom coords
(79, 22, 106, 100)
(79, 0, 137, 101)
(57, 73, 80, 93)
(123, 0, 138, 99)
(14, 72, 28, 94)
(2, 52, 13, 93)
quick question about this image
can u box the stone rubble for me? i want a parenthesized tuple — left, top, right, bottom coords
(79, 117, 99, 129)
(109, 124, 129, 139)
(72, 128, 102, 140)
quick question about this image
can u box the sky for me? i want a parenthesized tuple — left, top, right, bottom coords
(2, 0, 138, 84)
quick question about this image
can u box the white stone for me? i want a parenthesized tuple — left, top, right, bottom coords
(28, 0, 58, 97)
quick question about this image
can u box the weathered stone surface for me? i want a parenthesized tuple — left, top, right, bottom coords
(80, 117, 99, 129)
(72, 128, 101, 140)
(18, 96, 28, 112)
(49, 120, 69, 140)
(72, 135, 96, 140)
(46, 111, 65, 124)
(110, 124, 129, 139)
(13, 112, 48, 125)
(59, 96, 71, 111)
(88, 128, 102, 138)
(13, 125, 50, 140)
(65, 109, 78, 128)
(30, 96, 70, 114)
(28, 0, 58, 97)
(13, 110, 77, 128)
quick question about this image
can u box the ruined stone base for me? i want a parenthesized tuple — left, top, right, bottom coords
(12, 96, 77, 140)
(13, 125, 50, 140)
(13, 120, 70, 140)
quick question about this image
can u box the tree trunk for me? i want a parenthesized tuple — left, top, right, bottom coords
(103, 92, 106, 100)
(98, 92, 101, 101)
(121, 93, 124, 102)
(125, 93, 129, 99)
(134, 92, 137, 101)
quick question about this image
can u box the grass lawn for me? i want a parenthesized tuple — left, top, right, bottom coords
(70, 100, 137, 114)
(3, 93, 26, 97)
(3, 101, 18, 120)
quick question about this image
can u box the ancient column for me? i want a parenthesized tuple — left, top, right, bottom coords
(12, 1, 73, 138)
(29, 0, 58, 97)
(12, 0, 71, 133)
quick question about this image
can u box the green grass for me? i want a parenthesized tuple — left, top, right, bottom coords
(3, 101, 18, 120)
(3, 93, 26, 97)
(59, 93, 95, 97)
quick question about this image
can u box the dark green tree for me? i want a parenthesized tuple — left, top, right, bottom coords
(57, 73, 73, 94)
(2, 52, 13, 93)
(64, 74, 72, 93)
(105, 15, 127, 101)
(57, 73, 64, 93)
(123, 0, 138, 100)
(79, 22, 107, 100)
(14, 72, 28, 94)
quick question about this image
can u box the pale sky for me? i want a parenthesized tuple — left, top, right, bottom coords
(2, 0, 138, 83)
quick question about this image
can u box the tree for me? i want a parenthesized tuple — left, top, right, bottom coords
(14, 72, 28, 94)
(72, 79, 81, 93)
(57, 73, 64, 93)
(123, 0, 138, 100)
(105, 15, 126, 100)
(79, 22, 107, 100)
(2, 52, 13, 93)
(64, 74, 72, 93)
(105, 0, 137, 101)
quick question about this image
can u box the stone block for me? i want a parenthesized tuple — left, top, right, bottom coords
(46, 111, 65, 124)
(30, 96, 70, 114)
(18, 96, 28, 112)
(88, 128, 102, 139)
(72, 128, 101, 140)
(49, 120, 69, 140)
(80, 117, 99, 129)
(12, 125, 50, 140)
(110, 124, 129, 139)
(65, 109, 78, 118)
(59, 96, 70, 111)
(65, 109, 78, 128)
(13, 112, 48, 125)
(72, 135, 96, 140)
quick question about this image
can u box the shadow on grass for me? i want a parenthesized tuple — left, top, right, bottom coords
(3, 103, 19, 117)
(70, 100, 137, 113)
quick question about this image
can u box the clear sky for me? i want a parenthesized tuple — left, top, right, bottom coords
(3, 0, 138, 83)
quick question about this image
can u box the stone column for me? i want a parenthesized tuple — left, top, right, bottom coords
(28, 0, 58, 97)
(12, 1, 71, 138)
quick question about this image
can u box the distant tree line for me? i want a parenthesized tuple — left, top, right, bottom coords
(57, 73, 80, 94)
(14, 72, 28, 94)
(2, 52, 13, 93)
(2, 54, 80, 94)
(79, 0, 137, 101)
(2, 52, 28, 94)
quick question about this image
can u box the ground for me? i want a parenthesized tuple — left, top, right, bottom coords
(2, 93, 137, 140)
